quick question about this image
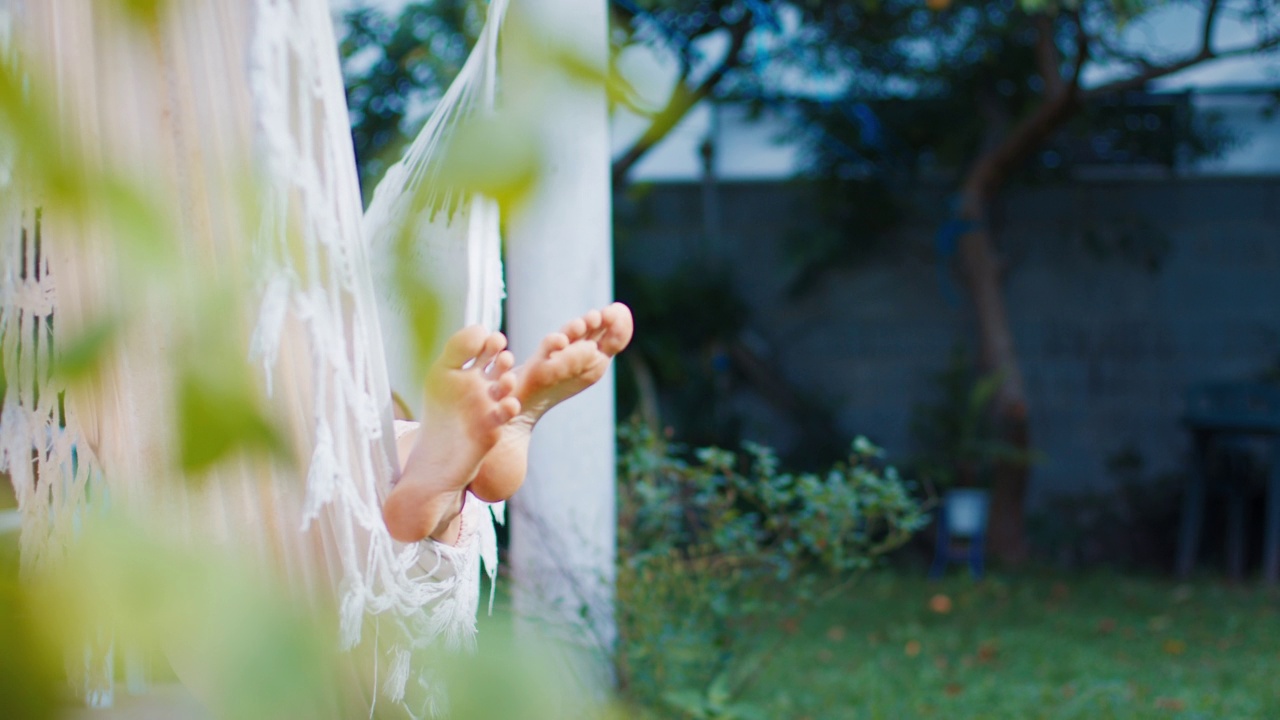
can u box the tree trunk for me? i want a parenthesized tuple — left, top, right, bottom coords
(956, 190, 1032, 566)
(949, 73, 1081, 565)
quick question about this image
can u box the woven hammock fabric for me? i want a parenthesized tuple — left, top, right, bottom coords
(0, 0, 507, 716)
(363, 0, 509, 420)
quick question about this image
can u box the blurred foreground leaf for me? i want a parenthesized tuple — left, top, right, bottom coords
(177, 290, 286, 477)
(391, 223, 444, 380)
(0, 538, 62, 720)
(436, 110, 541, 211)
(108, 0, 172, 29)
(53, 316, 121, 386)
(177, 363, 285, 476)
(29, 515, 336, 719)
(97, 176, 178, 271)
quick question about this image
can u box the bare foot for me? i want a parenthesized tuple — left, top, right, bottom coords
(469, 303, 634, 503)
(382, 326, 520, 543)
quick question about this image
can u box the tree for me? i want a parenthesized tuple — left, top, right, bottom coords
(340, 0, 482, 193)
(792, 0, 1280, 563)
(340, 0, 790, 192)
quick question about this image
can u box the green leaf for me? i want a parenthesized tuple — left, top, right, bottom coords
(969, 372, 1003, 417)
(97, 176, 176, 270)
(662, 689, 710, 718)
(706, 671, 733, 709)
(107, 0, 171, 29)
(29, 516, 334, 719)
(174, 293, 287, 477)
(52, 316, 120, 385)
(390, 218, 443, 373)
(0, 560, 62, 720)
(176, 365, 285, 476)
(436, 110, 542, 211)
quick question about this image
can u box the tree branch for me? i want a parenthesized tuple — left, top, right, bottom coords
(962, 21, 1092, 205)
(1067, 10, 1090, 92)
(611, 19, 754, 188)
(1202, 0, 1222, 55)
(1082, 32, 1280, 99)
(965, 17, 1278, 206)
(1033, 14, 1065, 98)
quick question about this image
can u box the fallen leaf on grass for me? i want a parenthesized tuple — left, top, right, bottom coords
(976, 640, 999, 664)
(1096, 617, 1117, 634)
(944, 683, 963, 697)
(905, 640, 922, 657)
(1154, 697, 1186, 711)
(929, 594, 953, 614)
(1162, 639, 1187, 656)
(826, 625, 846, 642)
(779, 617, 799, 635)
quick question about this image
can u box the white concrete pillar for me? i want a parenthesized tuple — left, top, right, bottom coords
(501, 0, 616, 698)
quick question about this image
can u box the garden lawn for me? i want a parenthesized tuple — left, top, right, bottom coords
(735, 571, 1280, 719)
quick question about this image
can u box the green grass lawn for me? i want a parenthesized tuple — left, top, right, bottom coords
(731, 571, 1280, 719)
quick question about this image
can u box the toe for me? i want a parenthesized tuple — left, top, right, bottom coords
(489, 350, 516, 377)
(582, 309, 604, 337)
(495, 396, 521, 424)
(491, 370, 517, 399)
(440, 325, 489, 368)
(473, 331, 507, 371)
(538, 332, 570, 360)
(561, 316, 588, 341)
(598, 303, 634, 356)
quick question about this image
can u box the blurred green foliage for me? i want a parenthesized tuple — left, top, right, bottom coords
(909, 346, 1038, 491)
(0, 514, 341, 720)
(615, 265, 747, 447)
(341, 0, 484, 193)
(107, 0, 172, 29)
(614, 421, 926, 716)
(0, 536, 63, 720)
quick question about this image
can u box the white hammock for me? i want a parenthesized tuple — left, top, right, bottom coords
(363, 0, 509, 420)
(0, 0, 508, 717)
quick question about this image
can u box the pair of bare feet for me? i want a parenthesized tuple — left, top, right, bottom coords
(381, 302, 634, 544)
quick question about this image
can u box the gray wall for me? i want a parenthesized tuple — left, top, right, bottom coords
(618, 178, 1280, 505)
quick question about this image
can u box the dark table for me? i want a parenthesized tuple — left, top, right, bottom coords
(1176, 382, 1280, 584)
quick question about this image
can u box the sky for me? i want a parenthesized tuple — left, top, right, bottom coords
(332, 1, 1280, 180)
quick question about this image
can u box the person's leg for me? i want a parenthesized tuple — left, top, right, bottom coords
(382, 326, 520, 543)
(468, 302, 634, 503)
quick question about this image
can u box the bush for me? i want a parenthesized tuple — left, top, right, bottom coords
(614, 422, 927, 717)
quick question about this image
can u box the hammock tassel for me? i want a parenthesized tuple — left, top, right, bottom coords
(382, 646, 412, 704)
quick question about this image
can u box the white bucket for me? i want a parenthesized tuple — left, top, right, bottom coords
(945, 489, 990, 538)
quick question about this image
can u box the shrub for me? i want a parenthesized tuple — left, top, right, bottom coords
(614, 422, 927, 717)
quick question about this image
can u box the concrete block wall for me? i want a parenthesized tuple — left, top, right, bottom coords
(618, 178, 1280, 505)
